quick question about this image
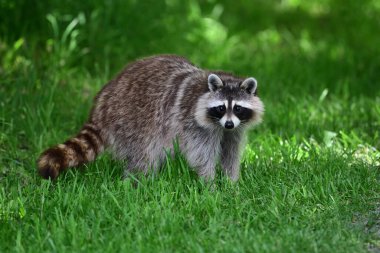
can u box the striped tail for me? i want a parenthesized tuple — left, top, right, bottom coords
(37, 123, 104, 179)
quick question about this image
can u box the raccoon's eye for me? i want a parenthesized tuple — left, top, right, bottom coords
(218, 105, 226, 113)
(234, 105, 242, 113)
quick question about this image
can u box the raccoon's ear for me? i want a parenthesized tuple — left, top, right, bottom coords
(240, 77, 258, 94)
(208, 74, 223, 92)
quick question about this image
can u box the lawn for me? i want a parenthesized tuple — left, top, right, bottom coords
(0, 1, 379, 252)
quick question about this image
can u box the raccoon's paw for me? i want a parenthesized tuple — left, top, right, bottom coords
(37, 148, 65, 180)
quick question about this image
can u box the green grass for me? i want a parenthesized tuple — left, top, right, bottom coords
(1, 0, 380, 252)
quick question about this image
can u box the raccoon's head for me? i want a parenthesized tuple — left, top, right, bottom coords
(195, 73, 264, 130)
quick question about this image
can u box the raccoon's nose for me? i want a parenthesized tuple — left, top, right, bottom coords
(225, 121, 234, 129)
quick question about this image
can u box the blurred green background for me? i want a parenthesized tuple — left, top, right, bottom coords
(1, 0, 380, 93)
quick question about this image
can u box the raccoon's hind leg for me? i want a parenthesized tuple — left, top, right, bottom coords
(122, 151, 165, 180)
(37, 123, 104, 179)
(122, 158, 149, 179)
(220, 131, 244, 182)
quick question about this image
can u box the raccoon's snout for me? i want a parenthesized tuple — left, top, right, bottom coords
(225, 121, 234, 129)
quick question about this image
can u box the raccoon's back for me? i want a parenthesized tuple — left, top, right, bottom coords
(89, 55, 204, 144)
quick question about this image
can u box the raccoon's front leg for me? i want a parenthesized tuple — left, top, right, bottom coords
(221, 131, 245, 181)
(182, 133, 221, 181)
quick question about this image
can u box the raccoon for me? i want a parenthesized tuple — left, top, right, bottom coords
(37, 55, 264, 181)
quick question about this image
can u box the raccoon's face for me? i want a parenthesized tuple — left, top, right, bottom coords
(195, 73, 264, 130)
